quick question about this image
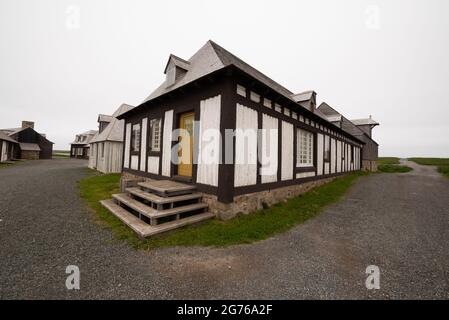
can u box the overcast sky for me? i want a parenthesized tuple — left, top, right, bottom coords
(1, 0, 448, 157)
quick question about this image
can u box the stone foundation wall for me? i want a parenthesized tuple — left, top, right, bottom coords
(120, 171, 337, 221)
(362, 160, 378, 172)
(21, 150, 39, 160)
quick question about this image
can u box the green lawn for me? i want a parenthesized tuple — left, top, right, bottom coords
(0, 160, 21, 169)
(79, 171, 368, 250)
(378, 157, 400, 165)
(408, 157, 449, 178)
(53, 150, 70, 158)
(377, 157, 412, 173)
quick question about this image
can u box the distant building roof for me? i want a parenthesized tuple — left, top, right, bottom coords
(71, 130, 98, 145)
(0, 131, 18, 143)
(0, 127, 53, 144)
(19, 143, 41, 151)
(91, 103, 134, 143)
(350, 117, 379, 126)
(98, 114, 113, 123)
(291, 90, 315, 102)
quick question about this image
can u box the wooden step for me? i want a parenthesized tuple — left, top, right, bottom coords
(100, 199, 153, 236)
(112, 193, 156, 219)
(138, 180, 196, 196)
(142, 212, 215, 237)
(100, 199, 215, 238)
(151, 203, 208, 219)
(127, 187, 202, 205)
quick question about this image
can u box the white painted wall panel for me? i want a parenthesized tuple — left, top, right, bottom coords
(131, 155, 139, 170)
(261, 113, 278, 183)
(147, 156, 160, 174)
(197, 95, 221, 187)
(234, 104, 258, 187)
(317, 133, 323, 176)
(162, 110, 174, 177)
(1, 141, 7, 162)
(281, 121, 294, 181)
(123, 123, 131, 168)
(140, 118, 148, 172)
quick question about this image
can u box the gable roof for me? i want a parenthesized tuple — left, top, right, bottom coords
(0, 126, 54, 144)
(142, 40, 294, 104)
(91, 103, 134, 143)
(70, 130, 98, 145)
(292, 90, 315, 102)
(317, 102, 378, 145)
(119, 41, 365, 145)
(0, 131, 18, 143)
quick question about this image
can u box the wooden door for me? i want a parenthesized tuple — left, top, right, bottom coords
(178, 112, 194, 177)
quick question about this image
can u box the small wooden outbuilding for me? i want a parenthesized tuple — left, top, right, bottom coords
(89, 104, 134, 173)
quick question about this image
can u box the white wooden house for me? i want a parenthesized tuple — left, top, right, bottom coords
(89, 104, 134, 173)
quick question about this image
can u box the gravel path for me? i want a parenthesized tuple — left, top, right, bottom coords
(1, 159, 448, 299)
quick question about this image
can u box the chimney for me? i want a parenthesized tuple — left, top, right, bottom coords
(22, 121, 35, 129)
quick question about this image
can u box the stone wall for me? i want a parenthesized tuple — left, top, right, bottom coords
(362, 160, 378, 172)
(120, 171, 337, 221)
(21, 150, 39, 160)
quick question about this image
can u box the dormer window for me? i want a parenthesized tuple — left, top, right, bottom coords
(164, 54, 190, 88)
(166, 65, 176, 87)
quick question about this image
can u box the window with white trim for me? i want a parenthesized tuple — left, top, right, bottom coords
(149, 118, 161, 151)
(297, 129, 314, 167)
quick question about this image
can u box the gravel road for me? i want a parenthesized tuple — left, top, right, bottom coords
(0, 159, 448, 299)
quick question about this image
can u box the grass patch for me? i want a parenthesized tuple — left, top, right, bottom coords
(378, 164, 412, 173)
(79, 171, 368, 250)
(408, 157, 449, 178)
(378, 157, 400, 165)
(377, 157, 412, 173)
(0, 160, 22, 169)
(53, 150, 70, 158)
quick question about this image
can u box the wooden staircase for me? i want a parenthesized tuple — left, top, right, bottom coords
(100, 180, 215, 238)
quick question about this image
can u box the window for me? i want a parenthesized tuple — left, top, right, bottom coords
(324, 135, 330, 162)
(284, 108, 290, 117)
(250, 91, 260, 103)
(100, 143, 104, 158)
(263, 98, 272, 108)
(297, 129, 314, 167)
(149, 118, 162, 151)
(351, 145, 354, 163)
(77, 148, 83, 156)
(274, 103, 282, 113)
(237, 84, 246, 97)
(292, 112, 298, 120)
(131, 123, 141, 153)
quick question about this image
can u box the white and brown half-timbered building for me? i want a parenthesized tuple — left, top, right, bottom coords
(101, 41, 371, 237)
